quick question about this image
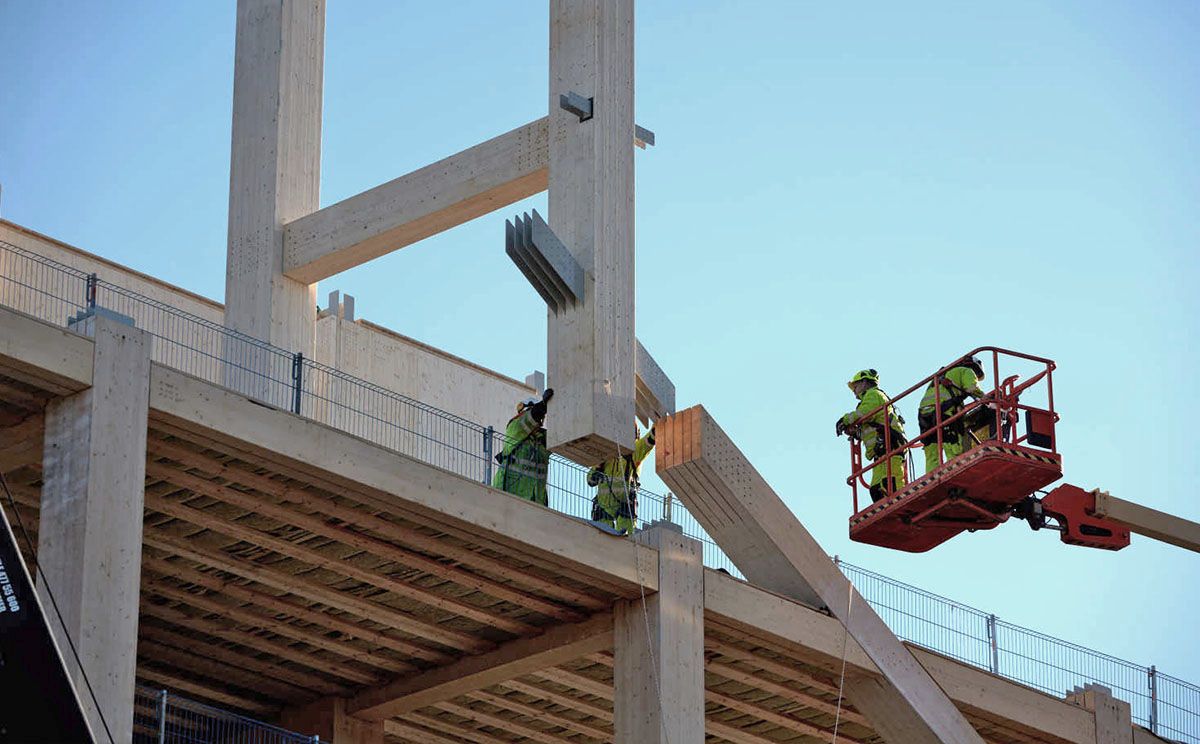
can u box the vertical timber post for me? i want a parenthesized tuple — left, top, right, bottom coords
(224, 0, 324, 361)
(38, 314, 151, 744)
(546, 0, 637, 463)
(614, 523, 704, 743)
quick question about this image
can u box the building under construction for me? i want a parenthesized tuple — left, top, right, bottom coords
(1, 2, 1198, 744)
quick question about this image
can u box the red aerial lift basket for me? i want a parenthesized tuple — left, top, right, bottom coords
(850, 443, 1063, 552)
(846, 347, 1062, 552)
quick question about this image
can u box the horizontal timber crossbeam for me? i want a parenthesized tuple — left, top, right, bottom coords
(348, 612, 614, 720)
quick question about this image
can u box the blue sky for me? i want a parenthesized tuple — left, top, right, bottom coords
(3, 1, 1198, 687)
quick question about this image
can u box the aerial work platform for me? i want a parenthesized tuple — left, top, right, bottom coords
(845, 347, 1065, 552)
(851, 442, 1063, 552)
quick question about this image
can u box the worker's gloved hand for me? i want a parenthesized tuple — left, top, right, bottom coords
(647, 423, 656, 444)
(835, 417, 846, 436)
(542, 388, 554, 403)
(586, 469, 604, 488)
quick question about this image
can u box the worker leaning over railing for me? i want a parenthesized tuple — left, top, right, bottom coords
(588, 424, 656, 535)
(917, 355, 987, 474)
(836, 369, 908, 502)
(493, 388, 554, 505)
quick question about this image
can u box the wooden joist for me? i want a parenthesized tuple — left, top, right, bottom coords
(348, 612, 613, 720)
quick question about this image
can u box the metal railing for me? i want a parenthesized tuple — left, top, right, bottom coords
(133, 685, 316, 744)
(1, 239, 1196, 742)
(837, 560, 1200, 741)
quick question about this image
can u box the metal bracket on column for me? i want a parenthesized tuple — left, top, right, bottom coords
(505, 209, 585, 312)
(634, 124, 656, 149)
(559, 91, 594, 122)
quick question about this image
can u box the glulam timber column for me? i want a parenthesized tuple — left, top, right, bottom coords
(546, 0, 637, 463)
(224, 0, 324, 366)
(614, 523, 704, 743)
(38, 315, 151, 744)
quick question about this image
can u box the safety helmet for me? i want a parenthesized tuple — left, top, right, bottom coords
(516, 397, 539, 413)
(847, 369, 879, 390)
(962, 355, 985, 378)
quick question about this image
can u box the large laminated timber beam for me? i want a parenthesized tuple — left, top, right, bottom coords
(545, 0, 637, 463)
(658, 405, 986, 744)
(348, 612, 613, 721)
(225, 0, 323, 354)
(283, 119, 550, 284)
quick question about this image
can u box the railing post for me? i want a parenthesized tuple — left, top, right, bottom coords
(157, 688, 168, 744)
(986, 613, 999, 674)
(85, 272, 98, 310)
(291, 352, 304, 414)
(664, 492, 674, 524)
(482, 425, 494, 484)
(1149, 665, 1158, 734)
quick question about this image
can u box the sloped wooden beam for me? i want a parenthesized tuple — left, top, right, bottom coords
(657, 405, 986, 744)
(283, 118, 549, 284)
(348, 612, 613, 721)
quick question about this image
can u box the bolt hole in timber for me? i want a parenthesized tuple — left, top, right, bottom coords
(837, 347, 1131, 553)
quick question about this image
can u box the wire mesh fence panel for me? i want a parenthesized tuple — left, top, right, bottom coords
(0, 241, 89, 326)
(1157, 672, 1200, 743)
(94, 280, 296, 410)
(133, 686, 316, 744)
(993, 620, 1154, 727)
(838, 561, 994, 671)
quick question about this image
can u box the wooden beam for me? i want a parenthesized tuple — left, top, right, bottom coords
(143, 555, 455, 665)
(146, 458, 584, 622)
(1092, 490, 1200, 553)
(704, 566, 1097, 744)
(148, 435, 608, 612)
(224, 0, 323, 354)
(141, 576, 415, 675)
(467, 690, 611, 741)
(348, 612, 613, 721)
(137, 622, 351, 697)
(144, 364, 659, 597)
(545, 0, 637, 463)
(0, 306, 93, 394)
(0, 413, 43, 473)
(283, 118, 549, 284)
(657, 405, 985, 744)
(137, 667, 277, 716)
(143, 529, 486, 657)
(144, 465, 543, 637)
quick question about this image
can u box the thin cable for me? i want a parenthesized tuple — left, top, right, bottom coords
(831, 582, 854, 743)
(0, 470, 117, 744)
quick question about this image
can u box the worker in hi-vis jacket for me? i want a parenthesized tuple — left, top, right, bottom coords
(837, 369, 908, 503)
(493, 388, 554, 505)
(918, 355, 987, 474)
(588, 425, 656, 535)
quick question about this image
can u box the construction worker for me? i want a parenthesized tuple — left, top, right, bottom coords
(918, 355, 987, 473)
(836, 369, 908, 502)
(587, 425, 655, 535)
(492, 388, 554, 506)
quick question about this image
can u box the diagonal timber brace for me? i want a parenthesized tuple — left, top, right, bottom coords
(656, 405, 986, 744)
